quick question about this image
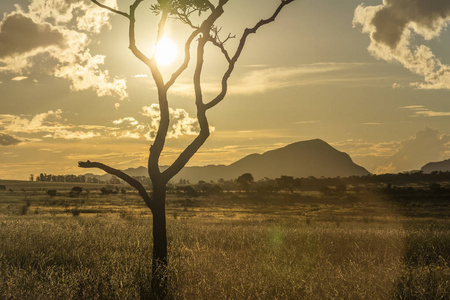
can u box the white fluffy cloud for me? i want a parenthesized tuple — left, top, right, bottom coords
(141, 104, 203, 139)
(0, 0, 127, 99)
(1, 109, 63, 133)
(353, 0, 450, 89)
(0, 105, 206, 143)
(112, 104, 206, 141)
(0, 109, 98, 141)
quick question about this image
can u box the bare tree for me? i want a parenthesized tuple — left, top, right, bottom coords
(78, 0, 295, 297)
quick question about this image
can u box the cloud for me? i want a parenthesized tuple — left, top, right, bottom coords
(292, 120, 320, 125)
(353, 0, 450, 89)
(333, 129, 450, 173)
(233, 63, 347, 94)
(110, 104, 207, 140)
(141, 104, 204, 139)
(0, 109, 98, 141)
(2, 109, 63, 133)
(0, 13, 63, 58)
(0, 0, 127, 99)
(0, 133, 22, 146)
(11, 76, 28, 81)
(332, 139, 400, 158)
(43, 130, 99, 140)
(38, 148, 62, 153)
(170, 63, 389, 96)
(111, 117, 147, 139)
(380, 128, 450, 172)
(0, 105, 209, 143)
(401, 105, 450, 117)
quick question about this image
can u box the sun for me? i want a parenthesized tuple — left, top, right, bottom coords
(154, 37, 178, 66)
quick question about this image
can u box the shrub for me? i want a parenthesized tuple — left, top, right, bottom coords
(70, 208, 81, 217)
(47, 190, 57, 197)
(70, 186, 83, 197)
(101, 187, 117, 195)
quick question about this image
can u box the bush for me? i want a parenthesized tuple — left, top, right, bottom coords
(47, 190, 57, 197)
(70, 187, 83, 197)
(100, 187, 117, 195)
(70, 208, 81, 217)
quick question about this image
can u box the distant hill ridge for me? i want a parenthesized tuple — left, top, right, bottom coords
(105, 139, 370, 182)
(421, 159, 450, 173)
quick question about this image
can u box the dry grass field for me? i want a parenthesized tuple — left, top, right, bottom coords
(0, 180, 449, 299)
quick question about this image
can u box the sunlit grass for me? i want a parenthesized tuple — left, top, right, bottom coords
(0, 188, 449, 299)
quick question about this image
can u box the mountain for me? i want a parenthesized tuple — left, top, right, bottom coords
(167, 139, 369, 182)
(421, 159, 450, 173)
(228, 139, 369, 178)
(118, 166, 148, 177)
(94, 139, 370, 183)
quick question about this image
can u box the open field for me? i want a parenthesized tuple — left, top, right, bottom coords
(0, 182, 449, 299)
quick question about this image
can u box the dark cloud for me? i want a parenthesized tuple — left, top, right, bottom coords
(0, 13, 63, 58)
(354, 0, 450, 89)
(371, 0, 450, 48)
(0, 133, 22, 146)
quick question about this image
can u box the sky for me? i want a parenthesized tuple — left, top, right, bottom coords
(1, 0, 450, 180)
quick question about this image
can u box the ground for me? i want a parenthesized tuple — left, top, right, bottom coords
(0, 180, 449, 299)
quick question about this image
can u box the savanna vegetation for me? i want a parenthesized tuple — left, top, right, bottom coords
(0, 179, 449, 299)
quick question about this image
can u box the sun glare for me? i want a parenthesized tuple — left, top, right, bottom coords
(154, 37, 178, 66)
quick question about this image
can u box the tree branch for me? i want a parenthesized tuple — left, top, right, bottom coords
(127, 1, 154, 70)
(165, 0, 228, 90)
(161, 1, 232, 180)
(90, 0, 129, 18)
(208, 27, 232, 63)
(205, 0, 295, 110)
(162, 108, 210, 181)
(78, 161, 153, 211)
(165, 29, 201, 89)
(161, 36, 212, 180)
(204, 0, 216, 11)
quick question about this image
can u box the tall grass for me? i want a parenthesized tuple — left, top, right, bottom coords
(0, 215, 449, 299)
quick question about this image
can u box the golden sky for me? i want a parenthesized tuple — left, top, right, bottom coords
(1, 0, 450, 180)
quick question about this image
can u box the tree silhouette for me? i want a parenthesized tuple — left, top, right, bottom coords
(237, 172, 254, 193)
(276, 175, 297, 193)
(78, 0, 295, 297)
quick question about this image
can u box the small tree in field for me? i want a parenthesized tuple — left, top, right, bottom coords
(78, 0, 295, 297)
(237, 172, 254, 193)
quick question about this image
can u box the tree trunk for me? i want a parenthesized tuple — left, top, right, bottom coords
(150, 183, 168, 299)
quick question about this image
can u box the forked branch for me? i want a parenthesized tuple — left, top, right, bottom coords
(165, 29, 201, 89)
(208, 26, 233, 62)
(78, 161, 153, 211)
(161, 0, 295, 181)
(205, 0, 295, 110)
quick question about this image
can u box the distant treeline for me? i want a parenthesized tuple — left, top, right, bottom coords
(32, 171, 450, 192)
(297, 171, 450, 190)
(168, 172, 450, 198)
(33, 173, 123, 184)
